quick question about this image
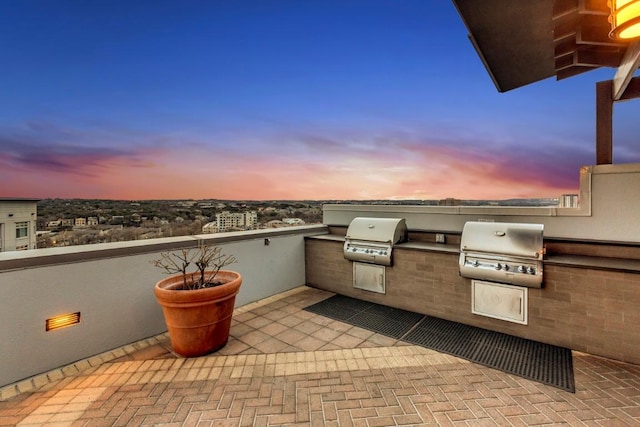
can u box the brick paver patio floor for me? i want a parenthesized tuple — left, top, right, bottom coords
(1, 286, 639, 426)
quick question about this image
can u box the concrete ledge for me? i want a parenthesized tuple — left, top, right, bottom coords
(0, 225, 328, 272)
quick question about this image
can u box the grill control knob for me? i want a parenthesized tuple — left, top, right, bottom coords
(517, 265, 526, 273)
(503, 264, 510, 271)
(495, 263, 502, 270)
(472, 260, 480, 267)
(527, 266, 536, 274)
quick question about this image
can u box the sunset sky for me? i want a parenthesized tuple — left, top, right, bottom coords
(1, 1, 638, 201)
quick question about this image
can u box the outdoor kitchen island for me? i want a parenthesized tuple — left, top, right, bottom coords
(305, 227, 640, 366)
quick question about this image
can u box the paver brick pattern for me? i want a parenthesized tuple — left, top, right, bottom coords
(1, 286, 640, 426)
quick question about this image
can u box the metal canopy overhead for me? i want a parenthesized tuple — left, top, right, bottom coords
(452, 0, 629, 92)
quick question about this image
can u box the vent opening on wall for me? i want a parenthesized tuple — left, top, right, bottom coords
(46, 312, 81, 331)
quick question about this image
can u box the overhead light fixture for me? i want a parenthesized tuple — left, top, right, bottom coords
(46, 312, 81, 331)
(609, 0, 640, 40)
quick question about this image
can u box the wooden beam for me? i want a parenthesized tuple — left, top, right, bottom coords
(618, 76, 640, 101)
(576, 49, 625, 67)
(613, 41, 640, 100)
(553, 0, 578, 19)
(596, 80, 613, 165)
(581, 0, 610, 14)
(555, 37, 578, 57)
(555, 52, 575, 71)
(556, 65, 597, 80)
(577, 25, 626, 46)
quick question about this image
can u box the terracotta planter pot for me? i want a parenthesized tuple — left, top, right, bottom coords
(154, 270, 242, 357)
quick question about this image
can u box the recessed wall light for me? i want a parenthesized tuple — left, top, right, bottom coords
(46, 312, 81, 331)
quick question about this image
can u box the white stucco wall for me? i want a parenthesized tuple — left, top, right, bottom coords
(0, 225, 326, 388)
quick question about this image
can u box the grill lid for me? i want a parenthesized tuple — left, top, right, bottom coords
(345, 217, 407, 244)
(460, 221, 543, 259)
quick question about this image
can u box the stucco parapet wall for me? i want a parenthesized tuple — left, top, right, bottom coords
(323, 164, 596, 222)
(324, 204, 581, 218)
(0, 225, 328, 272)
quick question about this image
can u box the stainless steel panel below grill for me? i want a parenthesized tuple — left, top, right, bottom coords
(343, 217, 407, 266)
(459, 221, 544, 288)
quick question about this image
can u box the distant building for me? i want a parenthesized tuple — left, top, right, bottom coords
(559, 194, 579, 208)
(46, 220, 62, 230)
(439, 198, 462, 206)
(0, 198, 38, 252)
(282, 218, 305, 225)
(75, 217, 86, 227)
(111, 216, 125, 225)
(266, 220, 284, 228)
(87, 217, 99, 226)
(202, 221, 218, 233)
(265, 218, 305, 229)
(215, 211, 257, 232)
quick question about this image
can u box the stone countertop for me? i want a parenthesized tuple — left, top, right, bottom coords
(305, 234, 459, 255)
(545, 254, 640, 273)
(306, 234, 640, 273)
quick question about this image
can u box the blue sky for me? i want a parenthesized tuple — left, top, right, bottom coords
(1, 1, 637, 200)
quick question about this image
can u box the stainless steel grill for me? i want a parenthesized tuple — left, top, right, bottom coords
(343, 217, 407, 266)
(459, 221, 544, 288)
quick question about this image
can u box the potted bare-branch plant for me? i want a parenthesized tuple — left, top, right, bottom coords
(152, 242, 242, 357)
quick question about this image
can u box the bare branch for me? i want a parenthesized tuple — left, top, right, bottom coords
(151, 242, 237, 290)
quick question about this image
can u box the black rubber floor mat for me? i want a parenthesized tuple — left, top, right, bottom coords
(404, 315, 575, 393)
(304, 294, 422, 339)
(304, 295, 575, 393)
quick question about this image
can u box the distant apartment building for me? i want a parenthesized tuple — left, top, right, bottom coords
(215, 211, 257, 232)
(558, 194, 579, 208)
(46, 218, 75, 230)
(266, 218, 305, 229)
(201, 221, 218, 233)
(0, 198, 38, 252)
(46, 220, 62, 230)
(87, 217, 99, 226)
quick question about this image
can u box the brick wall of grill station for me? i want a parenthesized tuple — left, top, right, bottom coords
(305, 233, 640, 365)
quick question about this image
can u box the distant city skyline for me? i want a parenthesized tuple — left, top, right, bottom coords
(1, 1, 638, 201)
